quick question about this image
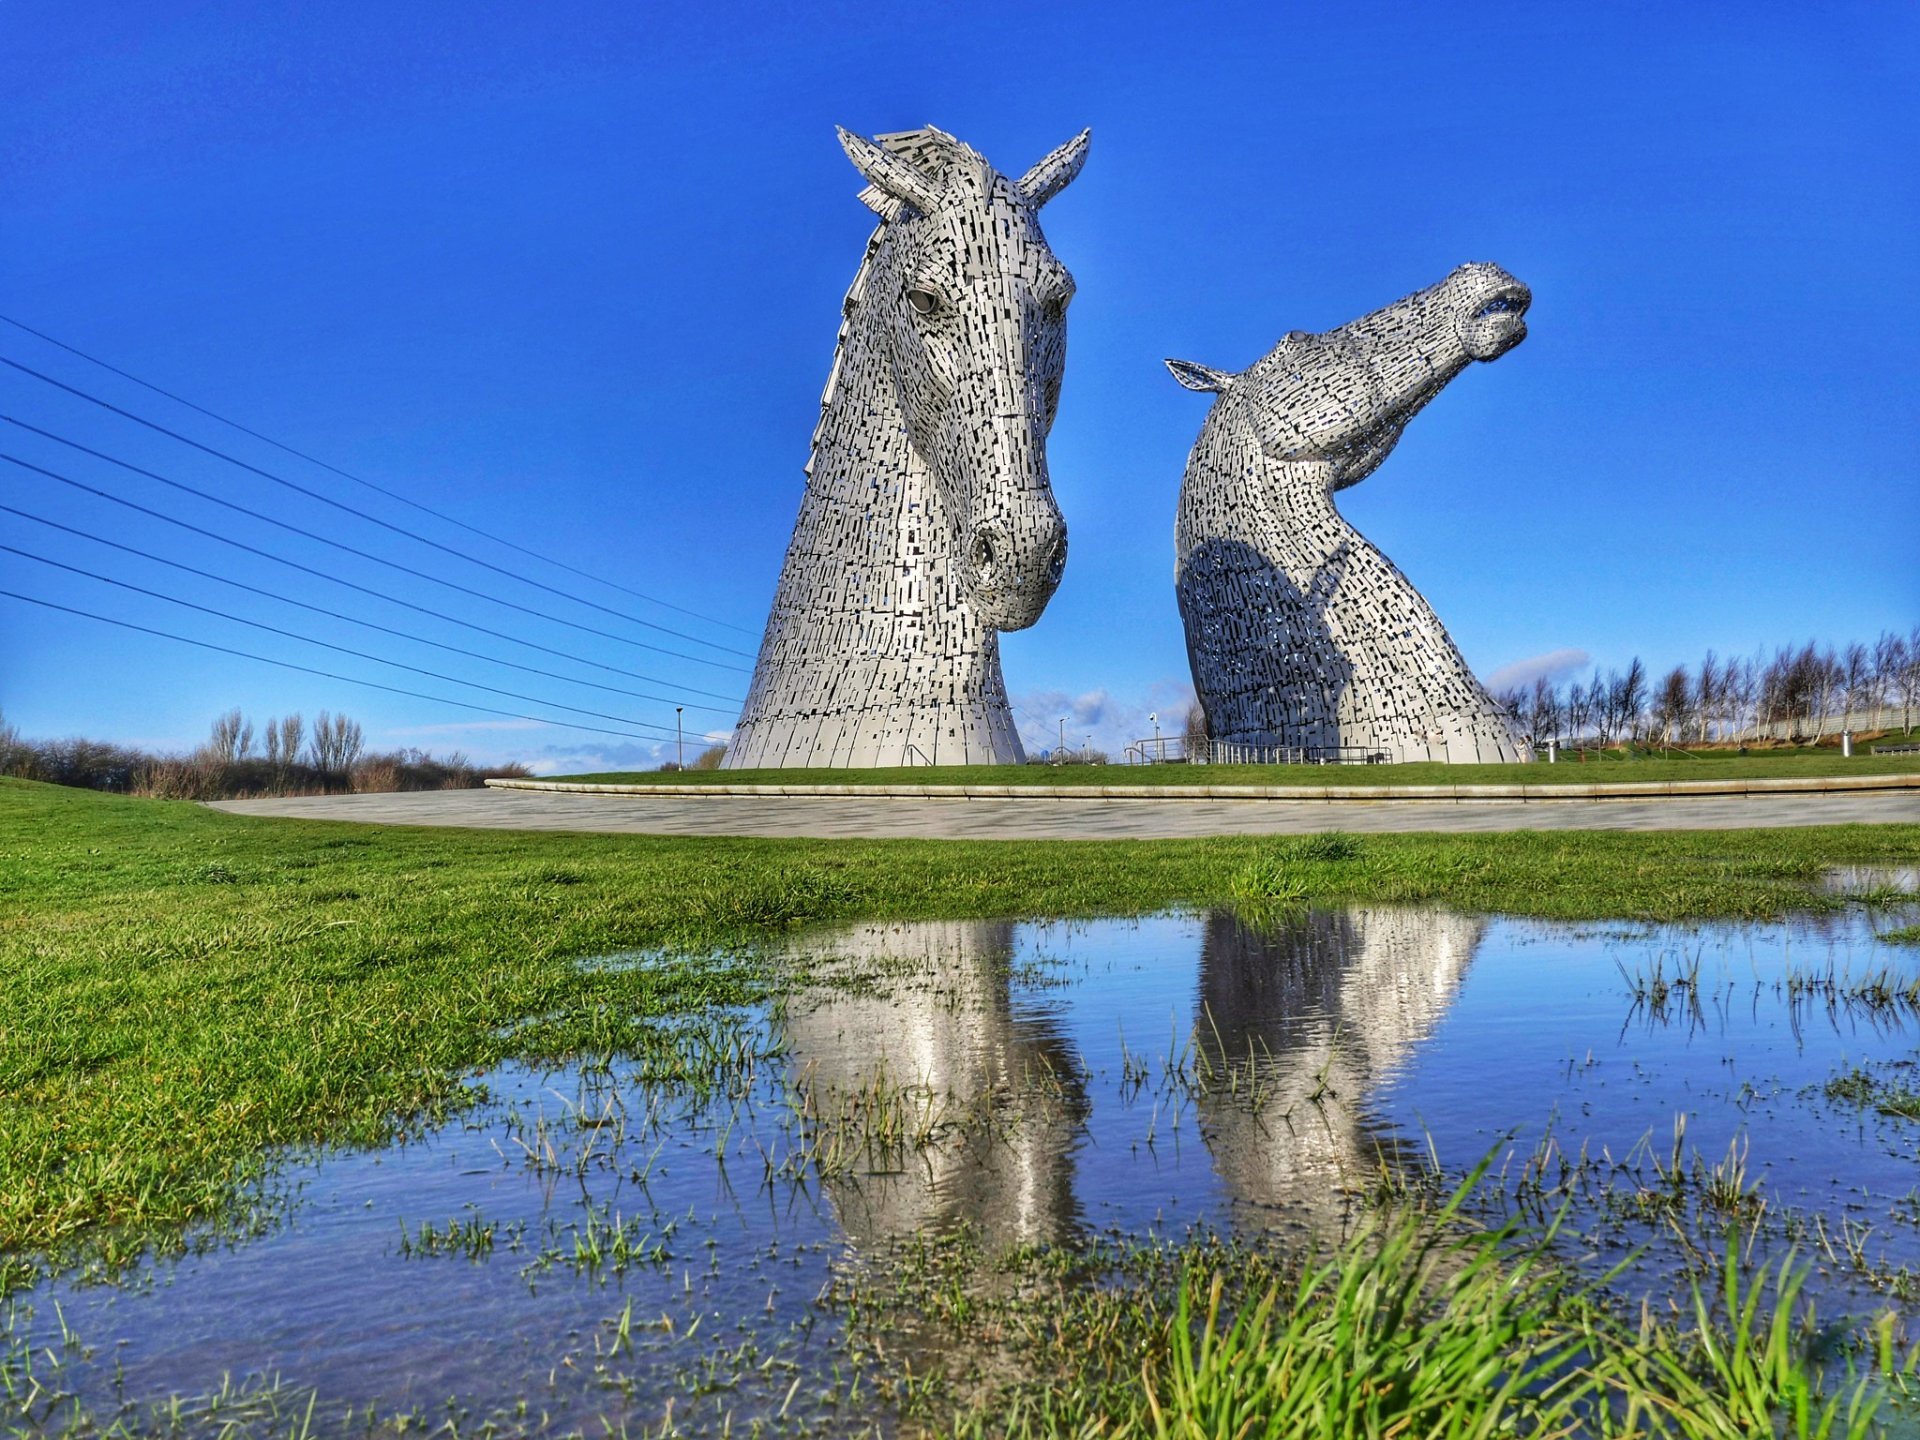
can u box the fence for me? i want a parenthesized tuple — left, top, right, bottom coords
(1730, 705, 1914, 743)
(1125, 737, 1390, 766)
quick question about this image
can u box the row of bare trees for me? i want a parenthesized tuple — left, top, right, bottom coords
(0, 707, 532, 797)
(1492, 628, 1920, 749)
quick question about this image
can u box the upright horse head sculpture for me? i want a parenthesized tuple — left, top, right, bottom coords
(726, 125, 1089, 769)
(1169, 263, 1533, 764)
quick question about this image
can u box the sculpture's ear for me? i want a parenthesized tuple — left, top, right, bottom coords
(837, 126, 942, 215)
(1165, 358, 1234, 394)
(1016, 129, 1091, 208)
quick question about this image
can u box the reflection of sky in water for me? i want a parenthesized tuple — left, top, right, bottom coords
(18, 903, 1920, 1434)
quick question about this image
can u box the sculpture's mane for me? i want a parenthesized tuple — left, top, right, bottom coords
(811, 128, 981, 464)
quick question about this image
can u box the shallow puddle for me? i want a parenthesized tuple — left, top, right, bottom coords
(10, 901, 1920, 1435)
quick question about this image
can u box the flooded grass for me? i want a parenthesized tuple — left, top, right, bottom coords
(5, 777, 1914, 1261)
(4, 901, 1920, 1433)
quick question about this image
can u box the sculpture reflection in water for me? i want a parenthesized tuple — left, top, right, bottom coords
(774, 907, 1484, 1253)
(1193, 908, 1485, 1223)
(777, 920, 1088, 1252)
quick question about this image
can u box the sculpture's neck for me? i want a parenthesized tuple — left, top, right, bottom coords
(733, 233, 1012, 761)
(765, 314, 985, 672)
(1175, 411, 1357, 558)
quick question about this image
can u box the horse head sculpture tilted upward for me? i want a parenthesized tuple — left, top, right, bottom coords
(727, 126, 1089, 769)
(1169, 264, 1533, 764)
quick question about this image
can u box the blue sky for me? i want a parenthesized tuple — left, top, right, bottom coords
(3, 1, 1915, 768)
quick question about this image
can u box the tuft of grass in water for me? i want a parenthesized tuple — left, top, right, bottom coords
(2, 777, 1915, 1260)
(925, 1173, 1910, 1440)
(1879, 924, 1920, 947)
(1825, 1065, 1920, 1121)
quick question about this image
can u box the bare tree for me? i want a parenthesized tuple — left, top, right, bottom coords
(1182, 702, 1209, 759)
(1841, 642, 1870, 732)
(1905, 626, 1920, 732)
(1693, 651, 1720, 742)
(206, 709, 255, 763)
(306, 710, 364, 784)
(1564, 675, 1595, 744)
(1869, 631, 1903, 730)
(1528, 676, 1563, 745)
(264, 714, 304, 793)
(1596, 659, 1647, 745)
(1652, 666, 1690, 744)
(1727, 652, 1761, 739)
(0, 710, 32, 778)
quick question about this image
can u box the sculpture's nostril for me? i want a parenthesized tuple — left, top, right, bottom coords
(1045, 532, 1068, 584)
(969, 531, 998, 578)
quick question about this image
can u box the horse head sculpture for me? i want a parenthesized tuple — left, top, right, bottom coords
(1168, 264, 1532, 764)
(728, 126, 1089, 768)
(839, 127, 1082, 630)
(1167, 263, 1529, 491)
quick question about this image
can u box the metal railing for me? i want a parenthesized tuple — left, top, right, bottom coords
(1126, 737, 1390, 766)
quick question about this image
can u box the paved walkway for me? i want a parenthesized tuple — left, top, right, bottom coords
(209, 787, 1920, 839)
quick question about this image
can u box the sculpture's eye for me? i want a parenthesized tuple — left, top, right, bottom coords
(906, 287, 940, 317)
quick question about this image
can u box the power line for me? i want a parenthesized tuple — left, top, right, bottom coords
(3, 543, 695, 738)
(0, 311, 757, 636)
(0, 587, 674, 744)
(0, 355, 755, 658)
(1, 450, 743, 700)
(0, 499, 740, 715)
(0, 424, 748, 672)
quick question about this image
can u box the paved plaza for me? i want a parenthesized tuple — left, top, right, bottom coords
(210, 786, 1920, 840)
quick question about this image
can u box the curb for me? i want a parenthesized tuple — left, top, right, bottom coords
(483, 773, 1920, 804)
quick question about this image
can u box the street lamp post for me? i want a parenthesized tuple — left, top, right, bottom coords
(676, 707, 684, 770)
(1059, 716, 1067, 760)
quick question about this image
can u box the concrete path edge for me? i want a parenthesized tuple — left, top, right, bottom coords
(484, 773, 1920, 804)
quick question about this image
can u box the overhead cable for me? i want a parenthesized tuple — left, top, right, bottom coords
(0, 425, 748, 672)
(0, 588, 675, 744)
(0, 451, 741, 700)
(0, 500, 740, 714)
(0, 356, 754, 657)
(3, 544, 696, 737)
(0, 311, 756, 635)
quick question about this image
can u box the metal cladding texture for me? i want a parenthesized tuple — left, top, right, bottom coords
(725, 125, 1089, 769)
(1169, 263, 1534, 765)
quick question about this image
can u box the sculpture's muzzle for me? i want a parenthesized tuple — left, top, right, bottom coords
(1456, 269, 1531, 362)
(964, 509, 1067, 631)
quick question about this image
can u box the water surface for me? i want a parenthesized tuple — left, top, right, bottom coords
(11, 901, 1920, 1435)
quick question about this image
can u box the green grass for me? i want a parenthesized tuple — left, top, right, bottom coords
(1826, 1066, 1920, 1121)
(550, 749, 1920, 788)
(2, 776, 1916, 1261)
(861, 1172, 1908, 1440)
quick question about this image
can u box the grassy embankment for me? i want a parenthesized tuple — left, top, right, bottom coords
(3, 775, 1916, 1261)
(553, 748, 1920, 787)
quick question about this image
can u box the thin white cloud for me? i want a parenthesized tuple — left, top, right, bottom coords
(1009, 679, 1198, 759)
(384, 718, 551, 737)
(1482, 648, 1592, 693)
